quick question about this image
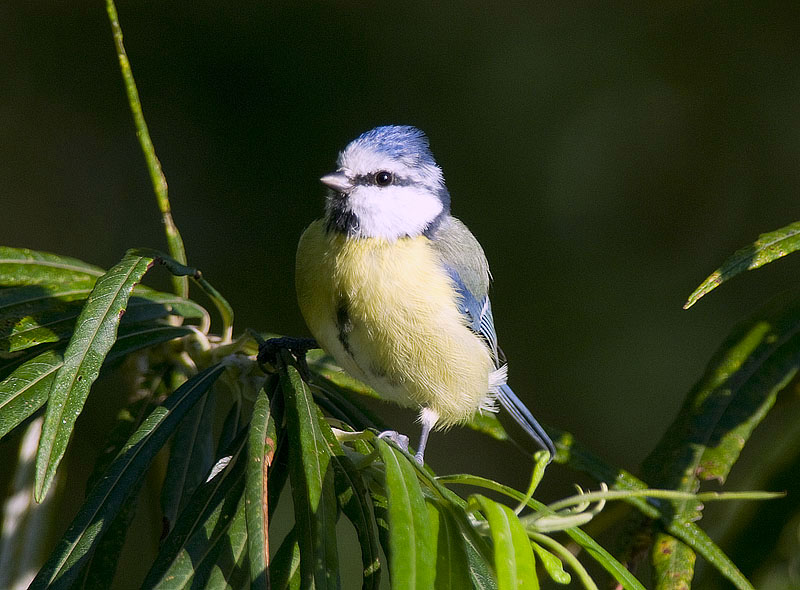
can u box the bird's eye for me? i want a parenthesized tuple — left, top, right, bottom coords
(374, 171, 393, 186)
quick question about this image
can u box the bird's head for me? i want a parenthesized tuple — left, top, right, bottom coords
(321, 125, 451, 240)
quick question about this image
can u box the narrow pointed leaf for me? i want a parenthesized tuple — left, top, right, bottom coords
(642, 293, 800, 589)
(0, 285, 206, 353)
(685, 220, 800, 308)
(217, 394, 242, 454)
(0, 348, 62, 440)
(201, 494, 250, 589)
(0, 282, 93, 351)
(29, 364, 225, 590)
(161, 389, 216, 529)
(531, 543, 570, 585)
(426, 501, 472, 590)
(245, 386, 278, 590)
(171, 492, 248, 590)
(281, 359, 340, 589)
(143, 427, 248, 589)
(35, 250, 154, 500)
(0, 324, 192, 441)
(152, 475, 246, 589)
(473, 494, 538, 590)
(72, 399, 154, 590)
(320, 416, 381, 590)
(0, 247, 104, 286)
(0, 342, 59, 381)
(375, 437, 436, 589)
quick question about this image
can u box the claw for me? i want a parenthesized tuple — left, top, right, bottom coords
(378, 430, 411, 453)
(257, 336, 318, 378)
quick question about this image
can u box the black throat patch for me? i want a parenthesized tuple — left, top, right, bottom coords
(326, 193, 360, 235)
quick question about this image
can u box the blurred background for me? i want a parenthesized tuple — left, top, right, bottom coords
(3, 2, 800, 587)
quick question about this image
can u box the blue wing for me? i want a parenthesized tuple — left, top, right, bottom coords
(443, 264, 556, 459)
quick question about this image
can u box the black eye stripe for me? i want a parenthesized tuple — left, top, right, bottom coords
(352, 173, 416, 187)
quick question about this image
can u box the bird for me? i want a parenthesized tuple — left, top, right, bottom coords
(295, 125, 555, 464)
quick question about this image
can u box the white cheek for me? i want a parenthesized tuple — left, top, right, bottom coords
(349, 185, 443, 239)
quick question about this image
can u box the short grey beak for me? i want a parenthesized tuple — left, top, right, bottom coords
(320, 171, 352, 193)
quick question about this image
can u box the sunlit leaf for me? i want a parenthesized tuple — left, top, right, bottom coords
(245, 385, 278, 590)
(472, 494, 538, 590)
(685, 221, 800, 308)
(322, 418, 381, 589)
(0, 283, 207, 353)
(375, 438, 436, 589)
(642, 293, 800, 589)
(0, 247, 104, 286)
(35, 250, 155, 500)
(281, 359, 340, 589)
(441, 473, 645, 588)
(0, 324, 192, 441)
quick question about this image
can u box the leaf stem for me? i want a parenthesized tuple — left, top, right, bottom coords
(105, 0, 188, 298)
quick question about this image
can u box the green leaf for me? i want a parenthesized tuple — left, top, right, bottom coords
(161, 389, 217, 531)
(281, 359, 340, 589)
(270, 529, 301, 590)
(542, 424, 760, 590)
(30, 363, 225, 590)
(0, 282, 93, 351)
(641, 293, 800, 589)
(439, 473, 645, 590)
(650, 533, 695, 590)
(72, 398, 154, 590)
(0, 324, 192, 441)
(34, 250, 154, 501)
(0, 247, 104, 286)
(531, 543, 570, 585)
(142, 426, 248, 589)
(426, 501, 473, 590)
(307, 349, 382, 400)
(375, 437, 436, 589)
(685, 220, 800, 308)
(245, 386, 278, 590)
(106, 323, 194, 364)
(0, 285, 206, 353)
(191, 492, 249, 589)
(0, 348, 62, 440)
(309, 374, 385, 431)
(465, 410, 509, 441)
(472, 494, 539, 590)
(323, 421, 381, 589)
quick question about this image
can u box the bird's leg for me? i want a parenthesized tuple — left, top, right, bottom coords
(257, 336, 319, 379)
(414, 407, 439, 465)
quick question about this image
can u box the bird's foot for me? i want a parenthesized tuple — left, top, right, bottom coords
(257, 336, 318, 379)
(378, 430, 411, 453)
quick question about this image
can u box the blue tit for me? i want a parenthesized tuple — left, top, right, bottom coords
(296, 125, 555, 464)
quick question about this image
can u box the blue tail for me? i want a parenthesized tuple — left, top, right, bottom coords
(497, 384, 555, 461)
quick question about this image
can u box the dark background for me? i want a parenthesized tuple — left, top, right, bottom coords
(3, 2, 800, 587)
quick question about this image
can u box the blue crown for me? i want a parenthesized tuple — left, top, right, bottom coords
(352, 125, 437, 166)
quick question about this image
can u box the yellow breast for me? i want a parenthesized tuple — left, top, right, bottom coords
(295, 219, 493, 427)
